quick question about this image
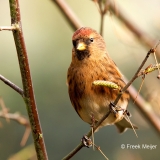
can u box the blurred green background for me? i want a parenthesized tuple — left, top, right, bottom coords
(0, 0, 160, 159)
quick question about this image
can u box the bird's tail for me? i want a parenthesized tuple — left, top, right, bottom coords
(115, 116, 138, 133)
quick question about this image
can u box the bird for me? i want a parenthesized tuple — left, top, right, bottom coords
(67, 27, 137, 133)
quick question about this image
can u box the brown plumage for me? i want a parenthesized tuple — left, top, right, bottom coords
(67, 27, 137, 132)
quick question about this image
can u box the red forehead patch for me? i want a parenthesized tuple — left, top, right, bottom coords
(72, 27, 96, 40)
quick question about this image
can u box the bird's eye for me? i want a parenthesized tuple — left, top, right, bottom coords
(90, 38, 94, 42)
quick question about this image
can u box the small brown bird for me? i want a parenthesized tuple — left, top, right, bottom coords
(67, 27, 137, 133)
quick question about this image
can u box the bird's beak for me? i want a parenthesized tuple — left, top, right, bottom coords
(76, 42, 86, 51)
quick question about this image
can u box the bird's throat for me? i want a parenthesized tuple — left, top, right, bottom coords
(76, 50, 90, 61)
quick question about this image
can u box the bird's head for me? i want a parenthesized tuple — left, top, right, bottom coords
(72, 27, 106, 61)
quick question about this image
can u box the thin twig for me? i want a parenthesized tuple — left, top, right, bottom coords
(114, 47, 157, 105)
(133, 77, 145, 104)
(0, 97, 10, 122)
(100, 12, 104, 36)
(0, 24, 19, 31)
(62, 143, 84, 160)
(8, 0, 48, 159)
(125, 114, 138, 138)
(63, 112, 111, 159)
(0, 111, 29, 127)
(0, 74, 24, 96)
(53, 0, 83, 30)
(91, 126, 95, 150)
(96, 0, 110, 36)
(63, 44, 160, 160)
(109, 1, 160, 58)
(94, 144, 109, 160)
(98, 1, 104, 36)
(0, 98, 31, 146)
(137, 63, 160, 77)
(153, 49, 160, 78)
(0, 111, 31, 146)
(20, 127, 31, 146)
(128, 83, 160, 134)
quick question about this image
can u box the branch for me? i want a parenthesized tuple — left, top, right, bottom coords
(126, 80, 160, 134)
(0, 111, 31, 145)
(114, 47, 157, 105)
(0, 97, 31, 146)
(0, 74, 24, 96)
(138, 63, 160, 77)
(0, 24, 19, 31)
(95, 0, 110, 36)
(98, 1, 105, 36)
(53, 0, 83, 30)
(109, 1, 160, 58)
(0, 111, 29, 125)
(8, 0, 48, 159)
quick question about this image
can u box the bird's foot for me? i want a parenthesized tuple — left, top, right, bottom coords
(90, 114, 96, 128)
(123, 109, 131, 116)
(109, 102, 131, 118)
(109, 102, 128, 118)
(109, 102, 117, 115)
(81, 135, 92, 148)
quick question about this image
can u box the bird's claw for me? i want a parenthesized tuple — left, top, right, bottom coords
(123, 109, 131, 116)
(109, 102, 129, 117)
(109, 102, 118, 116)
(81, 135, 92, 148)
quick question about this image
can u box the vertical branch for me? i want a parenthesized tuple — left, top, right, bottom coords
(97, 0, 110, 36)
(98, 1, 104, 36)
(100, 11, 104, 36)
(9, 0, 48, 159)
